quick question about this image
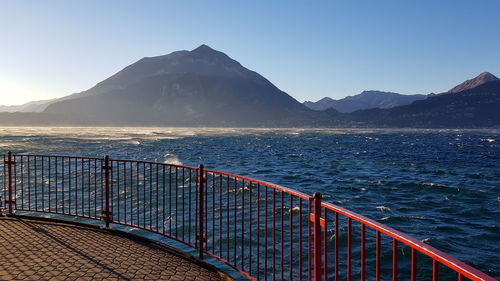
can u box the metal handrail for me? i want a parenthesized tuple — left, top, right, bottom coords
(1, 152, 496, 281)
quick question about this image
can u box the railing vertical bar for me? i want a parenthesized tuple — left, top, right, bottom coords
(2, 154, 5, 212)
(376, 230, 381, 281)
(87, 159, 91, 218)
(204, 172, 208, 247)
(182, 167, 186, 239)
(28, 155, 32, 211)
(234, 176, 238, 266)
(198, 164, 205, 260)
(335, 212, 339, 281)
(94, 159, 97, 218)
(257, 183, 261, 281)
(41, 157, 44, 211)
(348, 217, 352, 281)
(155, 163, 158, 232)
(40, 157, 46, 211)
(81, 158, 84, 216)
(35, 156, 38, 211)
(14, 155, 18, 212)
(123, 162, 127, 224)
(33, 156, 39, 211)
(280, 190, 284, 281)
(143, 162, 146, 229)
(68, 157, 71, 214)
(74, 157, 77, 215)
(249, 181, 253, 275)
(313, 193, 322, 281)
(265, 185, 268, 281)
(411, 248, 416, 281)
(6, 152, 13, 214)
(116, 161, 119, 223)
(308, 198, 313, 281)
(21, 155, 24, 210)
(361, 224, 366, 281)
(149, 163, 153, 231)
(130, 162, 133, 225)
(272, 188, 276, 281)
(290, 194, 293, 281)
(213, 173, 216, 254)
(169, 166, 172, 236)
(242, 179, 246, 272)
(299, 198, 303, 281)
(103, 156, 111, 228)
(324, 207, 328, 281)
(55, 157, 58, 213)
(433, 260, 439, 281)
(175, 166, 178, 237)
(219, 174, 223, 259)
(194, 167, 198, 248)
(392, 239, 398, 281)
(100, 159, 104, 219)
(162, 165, 166, 235)
(188, 168, 192, 243)
(226, 175, 230, 260)
(61, 157, 64, 213)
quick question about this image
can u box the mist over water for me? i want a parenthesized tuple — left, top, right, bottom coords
(1, 127, 499, 279)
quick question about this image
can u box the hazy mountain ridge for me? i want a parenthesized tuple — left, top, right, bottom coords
(0, 99, 56, 112)
(303, 91, 427, 113)
(1, 45, 499, 128)
(351, 80, 500, 127)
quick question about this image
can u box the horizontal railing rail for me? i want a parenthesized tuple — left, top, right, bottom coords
(0, 152, 496, 281)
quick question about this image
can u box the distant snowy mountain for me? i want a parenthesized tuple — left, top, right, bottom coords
(303, 91, 427, 113)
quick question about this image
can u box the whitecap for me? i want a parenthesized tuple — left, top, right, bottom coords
(421, 238, 431, 243)
(164, 153, 183, 165)
(376, 206, 391, 212)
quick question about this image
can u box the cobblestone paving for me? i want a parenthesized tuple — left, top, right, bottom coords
(0, 217, 226, 281)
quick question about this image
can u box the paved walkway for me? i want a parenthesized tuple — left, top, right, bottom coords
(0, 216, 227, 281)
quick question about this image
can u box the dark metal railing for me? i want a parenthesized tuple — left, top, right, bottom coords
(0, 152, 496, 281)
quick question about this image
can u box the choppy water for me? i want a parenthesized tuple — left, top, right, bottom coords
(0, 127, 499, 279)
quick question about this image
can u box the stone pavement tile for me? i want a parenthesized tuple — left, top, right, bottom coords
(0, 217, 227, 281)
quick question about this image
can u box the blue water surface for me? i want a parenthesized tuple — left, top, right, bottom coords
(0, 127, 498, 279)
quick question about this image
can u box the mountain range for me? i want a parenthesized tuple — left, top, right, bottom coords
(0, 45, 499, 128)
(303, 91, 428, 113)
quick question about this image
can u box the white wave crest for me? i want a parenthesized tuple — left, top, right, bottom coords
(164, 153, 183, 165)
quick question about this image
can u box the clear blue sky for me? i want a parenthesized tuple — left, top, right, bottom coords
(1, 0, 499, 105)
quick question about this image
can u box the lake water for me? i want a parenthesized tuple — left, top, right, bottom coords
(0, 127, 498, 279)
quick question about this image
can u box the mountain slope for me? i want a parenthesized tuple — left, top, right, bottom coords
(351, 80, 500, 127)
(0, 99, 57, 113)
(44, 45, 328, 126)
(447, 72, 499, 94)
(303, 91, 427, 113)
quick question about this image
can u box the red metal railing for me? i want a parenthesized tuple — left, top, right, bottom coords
(0, 152, 496, 281)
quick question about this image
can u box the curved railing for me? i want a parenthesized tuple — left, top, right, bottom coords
(0, 152, 496, 281)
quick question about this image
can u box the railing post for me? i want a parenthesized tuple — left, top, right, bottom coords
(102, 155, 112, 228)
(198, 164, 205, 260)
(313, 192, 323, 281)
(5, 152, 15, 215)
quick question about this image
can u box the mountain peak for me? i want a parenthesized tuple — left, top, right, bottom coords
(191, 44, 218, 54)
(447, 72, 499, 93)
